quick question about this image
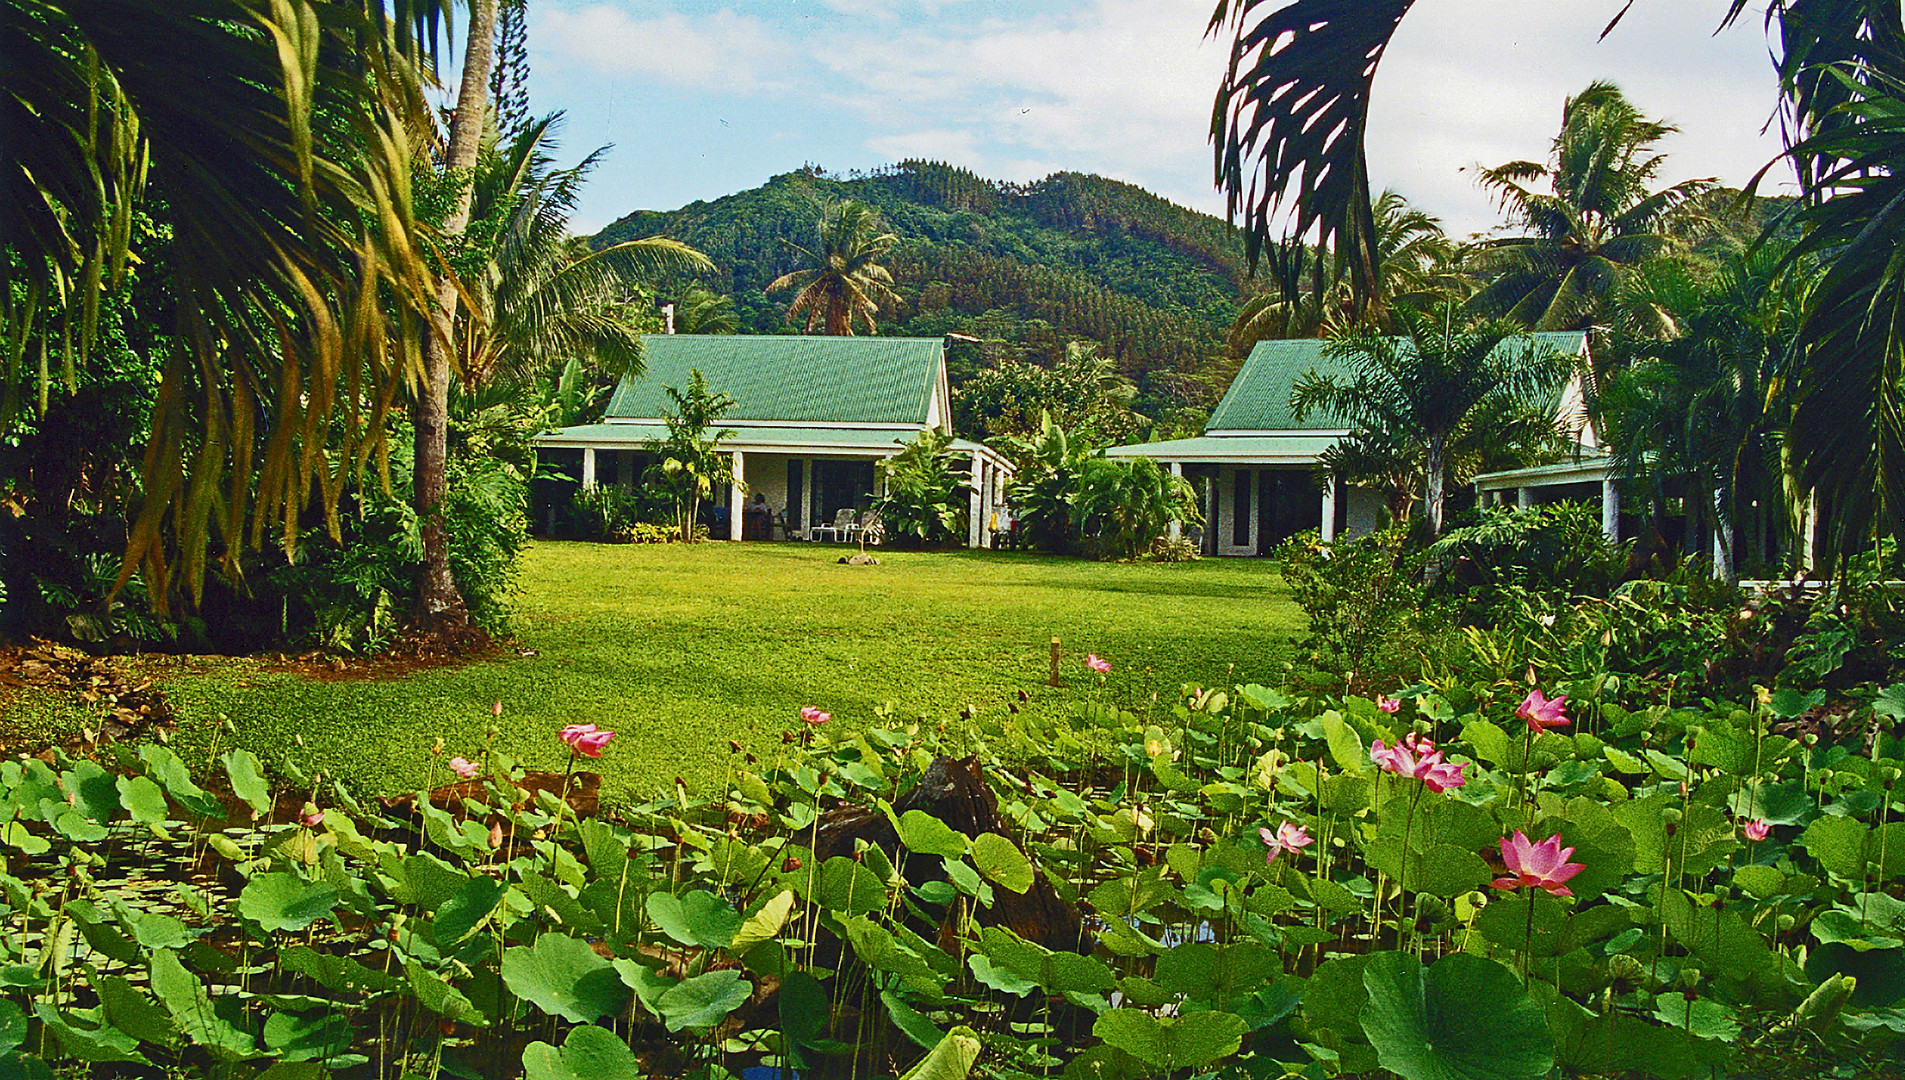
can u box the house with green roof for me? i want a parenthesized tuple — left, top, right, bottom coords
(532, 335, 1013, 546)
(1107, 332, 1592, 556)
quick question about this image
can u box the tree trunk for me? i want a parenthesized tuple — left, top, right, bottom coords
(414, 0, 500, 630)
(1425, 435, 1447, 536)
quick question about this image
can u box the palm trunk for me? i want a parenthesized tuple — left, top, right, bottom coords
(1425, 434, 1447, 537)
(414, 0, 500, 630)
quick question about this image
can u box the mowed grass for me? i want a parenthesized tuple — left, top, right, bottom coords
(148, 542, 1303, 803)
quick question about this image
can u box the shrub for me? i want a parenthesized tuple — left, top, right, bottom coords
(873, 429, 969, 547)
(1427, 501, 1629, 617)
(1279, 526, 1445, 688)
(1146, 535, 1201, 562)
(1075, 456, 1200, 560)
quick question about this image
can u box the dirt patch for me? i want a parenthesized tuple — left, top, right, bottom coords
(0, 638, 177, 751)
(255, 624, 506, 683)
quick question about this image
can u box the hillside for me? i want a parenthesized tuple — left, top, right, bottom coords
(591, 161, 1249, 420)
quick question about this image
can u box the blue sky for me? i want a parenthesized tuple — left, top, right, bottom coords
(523, 1, 1791, 237)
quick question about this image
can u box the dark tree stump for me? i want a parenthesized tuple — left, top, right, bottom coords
(816, 755, 1087, 955)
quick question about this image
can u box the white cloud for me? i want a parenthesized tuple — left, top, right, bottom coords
(537, 5, 793, 91)
(532, 0, 1800, 238)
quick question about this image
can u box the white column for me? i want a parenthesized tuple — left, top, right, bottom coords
(1601, 478, 1620, 542)
(968, 454, 983, 548)
(1517, 487, 1534, 510)
(1321, 475, 1339, 542)
(800, 459, 813, 537)
(1802, 494, 1819, 572)
(1168, 462, 1183, 540)
(980, 462, 995, 548)
(581, 447, 597, 491)
(1247, 469, 1260, 554)
(729, 449, 745, 542)
(1713, 488, 1732, 580)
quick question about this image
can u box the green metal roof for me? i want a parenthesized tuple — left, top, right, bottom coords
(1104, 435, 1341, 463)
(603, 335, 943, 425)
(1207, 331, 1588, 432)
(533, 423, 1007, 465)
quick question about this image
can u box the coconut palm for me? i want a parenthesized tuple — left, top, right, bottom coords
(1466, 82, 1713, 333)
(1227, 189, 1464, 352)
(1292, 303, 1572, 536)
(767, 200, 900, 335)
(1203, 0, 1879, 300)
(455, 116, 712, 387)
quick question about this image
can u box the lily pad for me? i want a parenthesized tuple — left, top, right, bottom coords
(1361, 951, 1553, 1080)
(501, 933, 628, 1023)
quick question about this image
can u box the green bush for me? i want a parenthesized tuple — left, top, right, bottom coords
(1428, 502, 1628, 614)
(1279, 526, 1446, 688)
(874, 429, 969, 547)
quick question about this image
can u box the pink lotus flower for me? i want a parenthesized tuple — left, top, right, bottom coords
(1490, 831, 1586, 897)
(1377, 696, 1401, 714)
(799, 706, 831, 726)
(1370, 737, 1468, 793)
(300, 806, 325, 828)
(1516, 689, 1570, 732)
(1258, 821, 1314, 864)
(559, 723, 616, 758)
(1086, 654, 1111, 675)
(450, 757, 478, 780)
(1741, 819, 1771, 842)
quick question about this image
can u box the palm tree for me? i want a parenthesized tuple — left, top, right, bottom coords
(1769, 67, 1905, 565)
(1466, 82, 1713, 333)
(1595, 246, 1814, 577)
(1227, 189, 1464, 352)
(3, 0, 450, 606)
(645, 370, 739, 543)
(767, 200, 900, 335)
(455, 116, 712, 388)
(672, 285, 740, 335)
(1203, 0, 1874, 302)
(1292, 302, 1571, 535)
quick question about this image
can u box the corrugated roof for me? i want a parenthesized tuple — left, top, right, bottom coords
(603, 335, 943, 425)
(1104, 435, 1341, 463)
(1207, 331, 1588, 432)
(532, 423, 1011, 467)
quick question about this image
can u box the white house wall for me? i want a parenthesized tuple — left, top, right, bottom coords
(1344, 486, 1384, 538)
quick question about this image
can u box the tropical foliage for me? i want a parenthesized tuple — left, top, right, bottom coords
(1227, 189, 1464, 349)
(1000, 414, 1095, 555)
(1467, 82, 1714, 333)
(1292, 305, 1574, 535)
(1595, 246, 1814, 579)
(1075, 456, 1201, 560)
(644, 370, 738, 543)
(873, 429, 971, 547)
(767, 199, 901, 335)
(953, 341, 1145, 446)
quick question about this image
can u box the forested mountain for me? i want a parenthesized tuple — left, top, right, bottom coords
(591, 162, 1250, 424)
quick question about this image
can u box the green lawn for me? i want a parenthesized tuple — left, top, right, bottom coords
(149, 542, 1303, 802)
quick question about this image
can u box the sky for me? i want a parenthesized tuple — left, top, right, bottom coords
(523, 0, 1794, 238)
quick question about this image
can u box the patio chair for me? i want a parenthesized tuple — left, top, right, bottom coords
(813, 507, 856, 543)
